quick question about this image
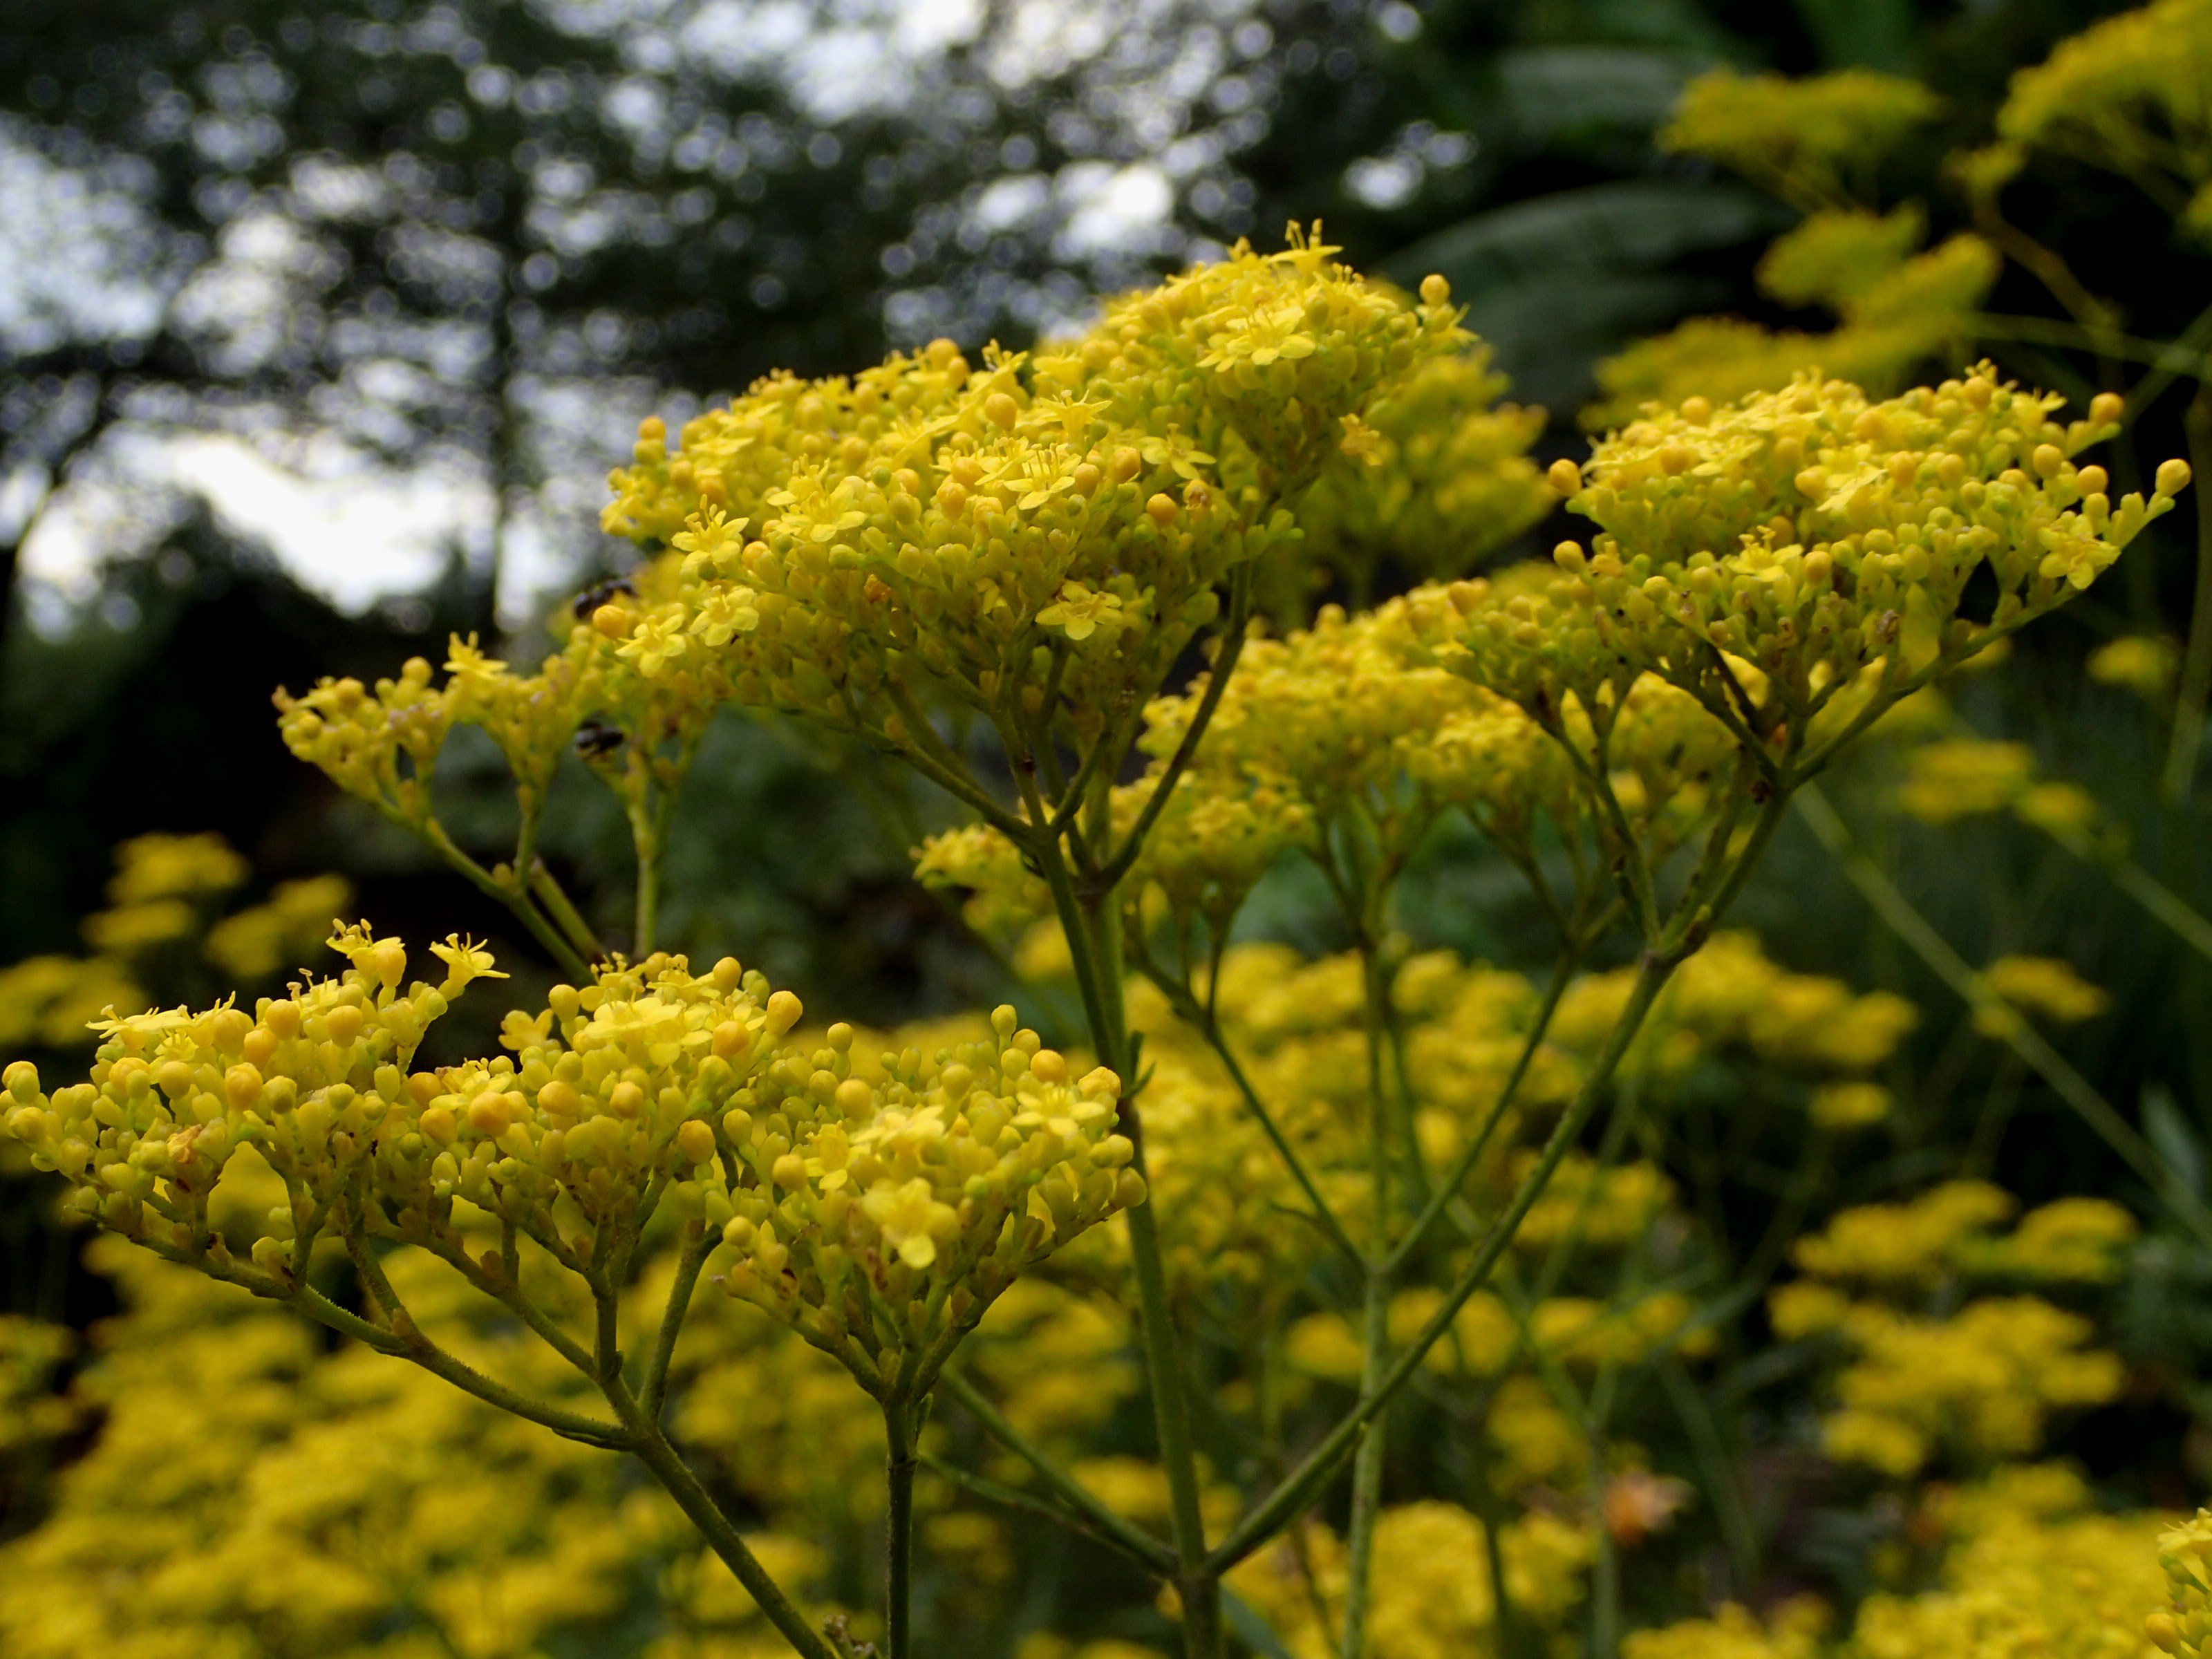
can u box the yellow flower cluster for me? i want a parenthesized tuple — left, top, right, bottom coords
(2152, 1508, 2212, 1656)
(1976, 953, 2110, 1033)
(204, 874, 357, 982)
(0, 952, 146, 1053)
(708, 1009, 1144, 1393)
(1226, 1501, 1593, 1659)
(1555, 929, 1918, 1082)
(2092, 634, 2181, 700)
(0, 834, 353, 1055)
(1893, 735, 2102, 840)
(1853, 1468, 2166, 1659)
(0, 926, 1132, 1390)
(1288, 348, 1553, 595)
(1772, 1183, 2135, 1474)
(1623, 1600, 1825, 1659)
(1591, 212, 1996, 428)
(591, 232, 1468, 769)
(1435, 371, 2182, 784)
(1662, 68, 1942, 210)
(0, 1237, 838, 1659)
(2000, 0, 2212, 239)
(0, 1313, 73, 1456)
(276, 606, 701, 866)
(1630, 1466, 2171, 1659)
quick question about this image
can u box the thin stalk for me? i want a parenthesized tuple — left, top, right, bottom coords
(1209, 953, 1678, 1574)
(1342, 905, 1399, 1658)
(1339, 1266, 1390, 1658)
(1797, 784, 2212, 1248)
(424, 823, 591, 980)
(1385, 948, 1577, 1277)
(885, 1403, 917, 1659)
(938, 1370, 1178, 1572)
(2164, 380, 2212, 802)
(1097, 565, 1254, 890)
(1658, 1359, 1756, 1595)
(641, 1221, 712, 1422)
(1065, 868, 1217, 1657)
(918, 1451, 1170, 1570)
(1193, 1003, 1362, 1268)
(1461, 1403, 1530, 1659)
(624, 1418, 838, 1659)
(529, 858, 606, 965)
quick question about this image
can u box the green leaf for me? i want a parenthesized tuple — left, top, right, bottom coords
(1222, 1584, 1298, 1659)
(1491, 46, 1710, 148)
(2145, 1083, 2206, 1199)
(1382, 179, 1783, 299)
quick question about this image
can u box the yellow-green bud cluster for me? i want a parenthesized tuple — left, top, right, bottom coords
(1661, 66, 1941, 209)
(710, 1009, 1143, 1392)
(2153, 1510, 2212, 1656)
(1246, 345, 1553, 588)
(1438, 369, 2184, 767)
(592, 229, 1469, 758)
(0, 926, 509, 1271)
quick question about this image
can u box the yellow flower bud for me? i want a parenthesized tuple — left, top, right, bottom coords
(765, 990, 803, 1035)
(3, 1060, 38, 1103)
(420, 1105, 457, 1145)
(1419, 272, 1450, 306)
(467, 1091, 510, 1134)
(368, 939, 408, 986)
(676, 1119, 717, 1165)
(1548, 458, 1582, 496)
(2090, 391, 2124, 426)
(224, 1065, 263, 1109)
(2159, 458, 2193, 496)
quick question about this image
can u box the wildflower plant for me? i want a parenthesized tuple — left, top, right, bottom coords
(0, 211, 2193, 1659)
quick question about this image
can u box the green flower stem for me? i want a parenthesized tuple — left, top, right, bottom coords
(1796, 782, 2212, 1249)
(622, 1412, 839, 1659)
(308, 1239, 627, 1450)
(1208, 950, 1678, 1576)
(528, 857, 606, 964)
(1342, 894, 1400, 1658)
(640, 1220, 713, 1422)
(938, 1369, 1179, 1572)
(884, 1403, 918, 1659)
(1078, 877, 1218, 1657)
(1384, 946, 1577, 1277)
(1096, 564, 1255, 891)
(2040, 823, 2212, 966)
(422, 820, 592, 981)
(917, 1450, 1174, 1571)
(1339, 1264, 1391, 1659)
(1658, 1358, 1758, 1596)
(1130, 942, 1360, 1269)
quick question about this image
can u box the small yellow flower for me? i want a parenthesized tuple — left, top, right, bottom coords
(429, 935, 507, 989)
(863, 1177, 957, 1268)
(1036, 582, 1127, 643)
